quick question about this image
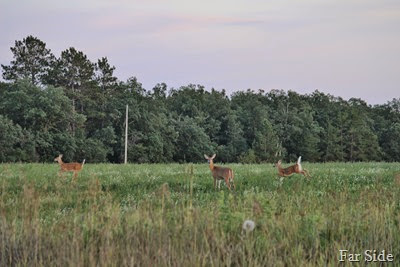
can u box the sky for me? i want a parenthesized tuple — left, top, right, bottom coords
(1, 0, 399, 105)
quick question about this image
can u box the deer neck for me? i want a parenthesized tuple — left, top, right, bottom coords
(209, 161, 214, 171)
(276, 164, 283, 171)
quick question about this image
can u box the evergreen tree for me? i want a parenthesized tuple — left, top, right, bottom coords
(1, 35, 55, 85)
(50, 47, 95, 114)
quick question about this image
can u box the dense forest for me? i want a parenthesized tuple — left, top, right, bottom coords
(1, 35, 399, 163)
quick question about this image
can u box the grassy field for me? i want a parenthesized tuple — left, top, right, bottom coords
(1, 162, 400, 266)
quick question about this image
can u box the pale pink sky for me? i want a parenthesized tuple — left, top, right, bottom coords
(1, 0, 399, 104)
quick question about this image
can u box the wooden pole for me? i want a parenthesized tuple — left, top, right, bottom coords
(124, 104, 128, 164)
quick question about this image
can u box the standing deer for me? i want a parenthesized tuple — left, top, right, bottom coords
(54, 154, 85, 180)
(275, 156, 311, 178)
(204, 154, 235, 191)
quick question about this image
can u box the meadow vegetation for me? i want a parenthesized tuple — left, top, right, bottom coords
(1, 162, 400, 266)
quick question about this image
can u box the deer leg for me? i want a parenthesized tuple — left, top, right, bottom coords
(225, 178, 231, 191)
(218, 180, 222, 189)
(230, 171, 235, 190)
(213, 178, 216, 189)
(228, 176, 235, 190)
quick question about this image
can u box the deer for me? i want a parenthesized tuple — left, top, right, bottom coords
(54, 154, 85, 180)
(275, 156, 311, 178)
(204, 154, 235, 191)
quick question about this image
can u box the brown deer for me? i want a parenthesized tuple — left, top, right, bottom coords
(275, 156, 311, 178)
(54, 154, 85, 180)
(204, 154, 235, 191)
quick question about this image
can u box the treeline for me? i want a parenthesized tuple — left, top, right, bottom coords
(1, 35, 400, 163)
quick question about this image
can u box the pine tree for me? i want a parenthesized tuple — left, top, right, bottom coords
(1, 35, 55, 85)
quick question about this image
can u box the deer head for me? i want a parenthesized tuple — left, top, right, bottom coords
(54, 154, 63, 163)
(204, 154, 216, 163)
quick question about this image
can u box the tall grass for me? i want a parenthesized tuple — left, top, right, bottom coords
(1, 162, 399, 266)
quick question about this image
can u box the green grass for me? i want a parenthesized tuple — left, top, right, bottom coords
(1, 162, 400, 266)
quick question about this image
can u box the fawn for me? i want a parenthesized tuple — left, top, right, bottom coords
(275, 156, 311, 178)
(54, 154, 85, 180)
(204, 154, 235, 190)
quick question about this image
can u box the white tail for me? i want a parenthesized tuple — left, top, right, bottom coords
(297, 156, 302, 171)
(275, 156, 310, 178)
(54, 154, 85, 180)
(204, 154, 235, 191)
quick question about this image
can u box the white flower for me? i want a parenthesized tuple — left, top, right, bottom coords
(242, 219, 255, 233)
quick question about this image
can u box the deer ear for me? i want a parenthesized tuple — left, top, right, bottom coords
(211, 154, 216, 160)
(204, 154, 209, 160)
(60, 154, 63, 158)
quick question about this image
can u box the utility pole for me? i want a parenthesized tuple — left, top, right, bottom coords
(124, 104, 128, 164)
